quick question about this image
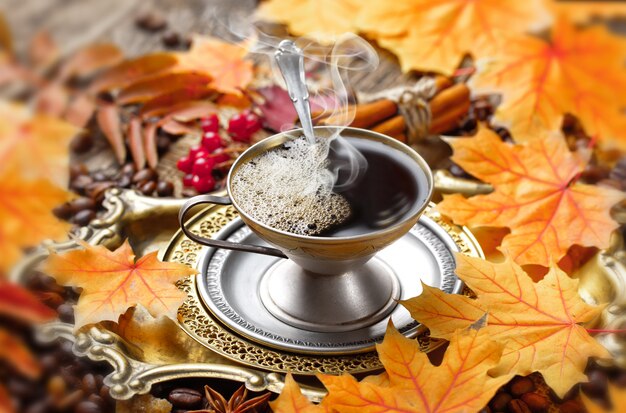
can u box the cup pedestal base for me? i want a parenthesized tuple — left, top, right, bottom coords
(259, 258, 401, 333)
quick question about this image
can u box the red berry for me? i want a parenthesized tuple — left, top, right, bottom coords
(192, 157, 215, 177)
(200, 114, 219, 133)
(228, 113, 251, 142)
(210, 152, 230, 164)
(201, 132, 222, 152)
(189, 146, 204, 159)
(177, 156, 193, 173)
(244, 112, 262, 134)
(192, 174, 216, 193)
(182, 173, 194, 187)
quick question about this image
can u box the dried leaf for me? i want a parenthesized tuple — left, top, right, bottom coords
(139, 87, 216, 118)
(159, 119, 193, 136)
(319, 325, 509, 413)
(175, 35, 253, 95)
(127, 117, 146, 170)
(437, 127, 625, 267)
(257, 0, 360, 44)
(43, 240, 197, 329)
(0, 12, 12, 55)
(35, 82, 69, 118)
(270, 374, 326, 413)
(143, 122, 158, 169)
(358, 0, 550, 75)
(117, 72, 213, 105)
(96, 102, 126, 164)
(0, 102, 77, 188)
(58, 43, 124, 81)
(64, 94, 96, 128)
(0, 384, 13, 413)
(0, 168, 72, 273)
(0, 329, 40, 379)
(0, 281, 56, 323)
(472, 16, 626, 147)
(402, 253, 610, 397)
(28, 31, 59, 71)
(90, 53, 177, 92)
(582, 384, 626, 413)
(142, 100, 216, 120)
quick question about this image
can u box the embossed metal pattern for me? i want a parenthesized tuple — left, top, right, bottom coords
(167, 203, 484, 374)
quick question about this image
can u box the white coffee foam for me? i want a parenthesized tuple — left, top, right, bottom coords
(231, 136, 351, 236)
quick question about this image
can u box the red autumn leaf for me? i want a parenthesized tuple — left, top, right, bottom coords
(0, 384, 12, 413)
(437, 127, 625, 267)
(116, 72, 213, 105)
(43, 240, 198, 329)
(90, 53, 178, 92)
(0, 329, 41, 379)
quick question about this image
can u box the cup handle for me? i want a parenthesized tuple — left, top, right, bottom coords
(178, 194, 287, 259)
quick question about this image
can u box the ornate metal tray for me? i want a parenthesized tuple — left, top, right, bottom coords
(12, 187, 626, 401)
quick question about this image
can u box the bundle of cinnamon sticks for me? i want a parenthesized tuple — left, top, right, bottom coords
(314, 76, 470, 143)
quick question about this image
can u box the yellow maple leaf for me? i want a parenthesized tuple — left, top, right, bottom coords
(43, 240, 198, 329)
(270, 373, 328, 413)
(358, 0, 550, 76)
(318, 324, 509, 413)
(0, 168, 72, 273)
(582, 384, 626, 413)
(175, 35, 253, 95)
(437, 127, 624, 267)
(0, 102, 77, 188)
(550, 1, 626, 24)
(257, 0, 360, 44)
(472, 16, 626, 147)
(401, 253, 610, 398)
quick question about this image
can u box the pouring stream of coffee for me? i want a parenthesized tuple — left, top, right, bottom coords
(274, 40, 316, 144)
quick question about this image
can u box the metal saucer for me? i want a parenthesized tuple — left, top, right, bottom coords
(197, 213, 463, 355)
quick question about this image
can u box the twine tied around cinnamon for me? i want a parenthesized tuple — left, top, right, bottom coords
(357, 76, 438, 143)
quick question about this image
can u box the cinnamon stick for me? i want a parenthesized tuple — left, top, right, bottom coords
(372, 115, 405, 136)
(429, 97, 471, 134)
(430, 83, 470, 118)
(319, 98, 397, 129)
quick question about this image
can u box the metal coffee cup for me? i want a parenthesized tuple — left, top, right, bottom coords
(179, 126, 433, 332)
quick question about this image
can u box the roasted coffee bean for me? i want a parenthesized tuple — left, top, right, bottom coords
(75, 400, 102, 413)
(562, 113, 579, 135)
(135, 11, 167, 32)
(41, 354, 59, 372)
(559, 400, 585, 413)
(460, 117, 477, 133)
(182, 35, 193, 50)
(581, 164, 610, 183)
(73, 209, 96, 226)
(58, 389, 85, 410)
(509, 376, 535, 397)
(71, 175, 94, 193)
(71, 133, 93, 153)
(99, 385, 110, 400)
(493, 126, 512, 142)
(122, 163, 137, 176)
(581, 369, 607, 398)
(47, 375, 67, 400)
(162, 31, 180, 48)
(53, 203, 74, 220)
(156, 180, 174, 197)
(69, 197, 96, 213)
(70, 164, 89, 180)
(473, 99, 493, 121)
(507, 399, 531, 413)
(490, 392, 513, 412)
(39, 291, 64, 308)
(92, 171, 108, 182)
(520, 393, 549, 413)
(7, 378, 32, 399)
(117, 174, 132, 188)
(139, 180, 157, 195)
(82, 373, 98, 395)
(132, 168, 158, 183)
(41, 275, 66, 295)
(87, 394, 104, 406)
(85, 181, 115, 203)
(24, 400, 51, 413)
(168, 388, 203, 408)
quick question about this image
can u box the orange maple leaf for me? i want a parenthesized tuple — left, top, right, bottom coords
(401, 253, 609, 398)
(549, 1, 626, 24)
(257, 0, 360, 44)
(582, 384, 626, 413)
(43, 240, 198, 329)
(318, 324, 509, 413)
(437, 127, 624, 267)
(174, 36, 253, 95)
(0, 102, 77, 188)
(357, 0, 550, 76)
(0, 168, 72, 273)
(270, 374, 327, 413)
(472, 16, 626, 147)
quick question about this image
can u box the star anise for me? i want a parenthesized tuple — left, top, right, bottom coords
(189, 384, 271, 413)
